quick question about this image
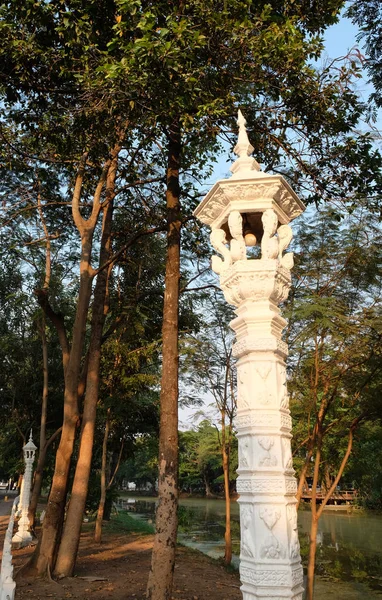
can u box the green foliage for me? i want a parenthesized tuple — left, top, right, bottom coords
(288, 207, 382, 495)
(347, 0, 382, 108)
(0, 246, 65, 478)
(1, 0, 381, 217)
(119, 435, 159, 492)
(346, 422, 382, 509)
(105, 510, 154, 535)
(179, 421, 238, 496)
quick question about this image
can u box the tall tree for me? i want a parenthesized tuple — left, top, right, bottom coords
(287, 208, 382, 600)
(183, 294, 236, 564)
(53, 141, 121, 577)
(146, 121, 182, 598)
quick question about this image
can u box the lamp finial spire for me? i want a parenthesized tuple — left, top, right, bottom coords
(230, 110, 261, 177)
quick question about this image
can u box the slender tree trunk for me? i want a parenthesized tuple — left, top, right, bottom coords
(323, 464, 331, 493)
(28, 319, 49, 530)
(29, 429, 62, 530)
(296, 443, 314, 508)
(221, 361, 233, 566)
(26, 155, 105, 576)
(54, 151, 118, 577)
(29, 448, 47, 531)
(26, 253, 93, 576)
(204, 474, 213, 498)
(39, 320, 48, 449)
(95, 409, 111, 543)
(222, 442, 232, 565)
(306, 425, 322, 600)
(147, 121, 181, 600)
(28, 200, 53, 531)
(305, 411, 360, 600)
(306, 515, 318, 600)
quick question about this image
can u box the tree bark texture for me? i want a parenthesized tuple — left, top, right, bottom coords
(29, 447, 47, 531)
(28, 428, 62, 531)
(54, 150, 118, 577)
(95, 409, 111, 543)
(222, 418, 232, 565)
(305, 420, 358, 599)
(27, 155, 104, 576)
(28, 320, 49, 530)
(27, 250, 93, 576)
(306, 515, 318, 600)
(146, 122, 181, 600)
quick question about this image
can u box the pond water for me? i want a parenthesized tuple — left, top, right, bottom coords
(118, 495, 382, 598)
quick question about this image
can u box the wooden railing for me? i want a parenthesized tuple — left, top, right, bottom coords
(300, 489, 357, 504)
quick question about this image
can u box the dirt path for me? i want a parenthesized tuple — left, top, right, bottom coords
(0, 508, 379, 600)
(12, 529, 241, 600)
(0, 493, 16, 516)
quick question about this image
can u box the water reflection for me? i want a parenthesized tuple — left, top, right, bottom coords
(118, 496, 382, 587)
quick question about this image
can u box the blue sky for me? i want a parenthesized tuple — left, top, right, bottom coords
(324, 12, 375, 104)
(325, 12, 359, 56)
(205, 13, 379, 184)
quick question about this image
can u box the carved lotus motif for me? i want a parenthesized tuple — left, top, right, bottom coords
(220, 261, 291, 307)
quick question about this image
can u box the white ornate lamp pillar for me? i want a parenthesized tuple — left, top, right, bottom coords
(194, 111, 305, 600)
(12, 431, 36, 547)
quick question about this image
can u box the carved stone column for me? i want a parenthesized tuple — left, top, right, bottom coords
(194, 111, 305, 600)
(12, 432, 36, 548)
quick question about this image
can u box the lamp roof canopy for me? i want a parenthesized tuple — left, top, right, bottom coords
(24, 430, 37, 451)
(194, 110, 305, 229)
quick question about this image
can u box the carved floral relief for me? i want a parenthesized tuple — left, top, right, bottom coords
(259, 508, 286, 560)
(281, 437, 294, 472)
(239, 436, 252, 469)
(287, 505, 301, 560)
(241, 505, 256, 558)
(238, 366, 251, 409)
(258, 436, 278, 467)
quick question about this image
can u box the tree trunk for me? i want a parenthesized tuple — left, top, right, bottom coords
(29, 319, 49, 531)
(29, 446, 47, 531)
(28, 428, 62, 531)
(204, 474, 213, 498)
(306, 515, 318, 600)
(146, 122, 181, 600)
(322, 464, 331, 494)
(54, 153, 117, 577)
(222, 444, 232, 565)
(26, 248, 93, 576)
(221, 411, 232, 566)
(95, 409, 111, 543)
(26, 155, 105, 576)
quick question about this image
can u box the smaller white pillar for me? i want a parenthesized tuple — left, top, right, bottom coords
(12, 432, 36, 547)
(16, 477, 24, 517)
